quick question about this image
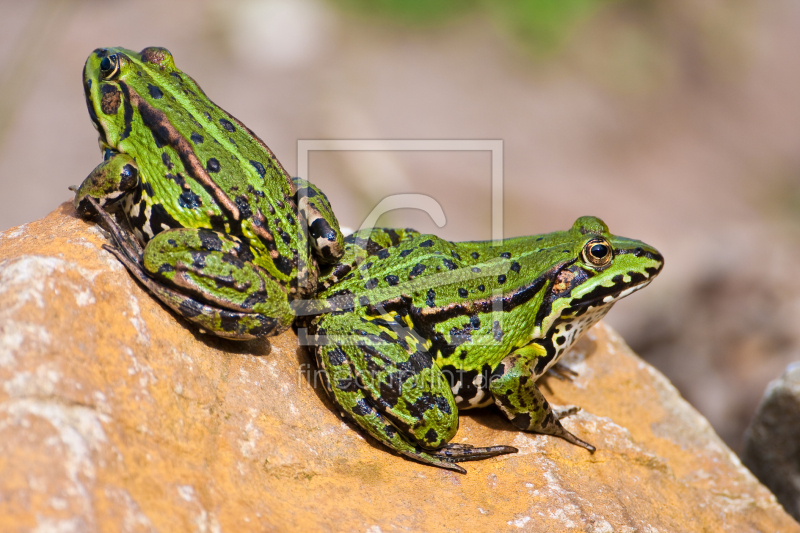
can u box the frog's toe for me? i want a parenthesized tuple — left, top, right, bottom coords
(547, 362, 579, 381)
(432, 442, 519, 463)
(540, 413, 596, 453)
(552, 404, 581, 419)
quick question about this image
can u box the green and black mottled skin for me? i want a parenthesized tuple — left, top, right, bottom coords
(302, 217, 663, 473)
(73, 47, 344, 340)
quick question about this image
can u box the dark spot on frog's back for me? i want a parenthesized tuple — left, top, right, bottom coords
(206, 158, 220, 173)
(249, 160, 266, 178)
(219, 118, 235, 132)
(99, 85, 121, 115)
(147, 84, 163, 99)
(198, 229, 224, 251)
(190, 132, 203, 144)
(179, 189, 202, 209)
(426, 289, 436, 307)
(409, 263, 426, 278)
(161, 152, 174, 169)
(234, 195, 252, 218)
(419, 239, 434, 248)
(385, 275, 399, 286)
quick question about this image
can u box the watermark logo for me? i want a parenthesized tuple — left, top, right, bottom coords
(294, 139, 506, 349)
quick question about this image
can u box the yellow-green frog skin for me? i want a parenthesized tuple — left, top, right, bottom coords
(73, 47, 344, 340)
(303, 217, 663, 473)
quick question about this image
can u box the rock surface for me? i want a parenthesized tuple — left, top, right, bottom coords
(0, 203, 797, 533)
(743, 362, 800, 522)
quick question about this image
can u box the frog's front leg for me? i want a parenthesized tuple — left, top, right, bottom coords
(291, 178, 344, 264)
(312, 310, 517, 472)
(85, 197, 293, 339)
(73, 152, 139, 216)
(489, 345, 596, 452)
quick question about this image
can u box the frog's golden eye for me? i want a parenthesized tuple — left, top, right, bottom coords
(99, 54, 120, 79)
(581, 238, 612, 268)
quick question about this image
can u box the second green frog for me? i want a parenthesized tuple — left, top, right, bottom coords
(304, 217, 663, 473)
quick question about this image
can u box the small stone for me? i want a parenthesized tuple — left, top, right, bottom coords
(743, 362, 800, 521)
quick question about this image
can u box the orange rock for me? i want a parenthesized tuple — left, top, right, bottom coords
(0, 203, 797, 532)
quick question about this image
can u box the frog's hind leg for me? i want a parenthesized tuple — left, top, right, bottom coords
(85, 197, 292, 340)
(311, 311, 516, 472)
(489, 351, 596, 453)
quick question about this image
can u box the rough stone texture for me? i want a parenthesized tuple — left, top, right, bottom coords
(0, 203, 797, 533)
(743, 362, 800, 522)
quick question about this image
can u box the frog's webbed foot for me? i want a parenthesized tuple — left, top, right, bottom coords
(547, 362, 578, 381)
(490, 354, 596, 454)
(432, 442, 518, 463)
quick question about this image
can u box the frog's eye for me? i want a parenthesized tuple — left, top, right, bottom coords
(581, 238, 612, 268)
(99, 54, 120, 79)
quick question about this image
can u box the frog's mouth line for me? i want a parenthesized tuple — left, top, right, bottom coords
(570, 279, 654, 311)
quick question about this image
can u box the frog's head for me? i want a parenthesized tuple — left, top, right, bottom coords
(83, 47, 177, 152)
(534, 216, 664, 331)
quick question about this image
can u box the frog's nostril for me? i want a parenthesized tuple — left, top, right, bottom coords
(634, 247, 644, 257)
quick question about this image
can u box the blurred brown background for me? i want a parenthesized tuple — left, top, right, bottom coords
(1, 0, 799, 455)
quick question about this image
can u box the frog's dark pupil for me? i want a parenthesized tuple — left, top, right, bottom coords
(590, 244, 608, 258)
(100, 56, 112, 72)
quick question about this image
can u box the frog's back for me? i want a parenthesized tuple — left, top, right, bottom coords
(105, 47, 295, 216)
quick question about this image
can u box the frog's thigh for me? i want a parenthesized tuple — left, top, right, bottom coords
(138, 228, 293, 338)
(489, 352, 595, 452)
(316, 312, 458, 449)
(313, 313, 467, 472)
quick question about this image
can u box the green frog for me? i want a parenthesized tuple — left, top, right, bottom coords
(303, 217, 663, 473)
(72, 47, 344, 339)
